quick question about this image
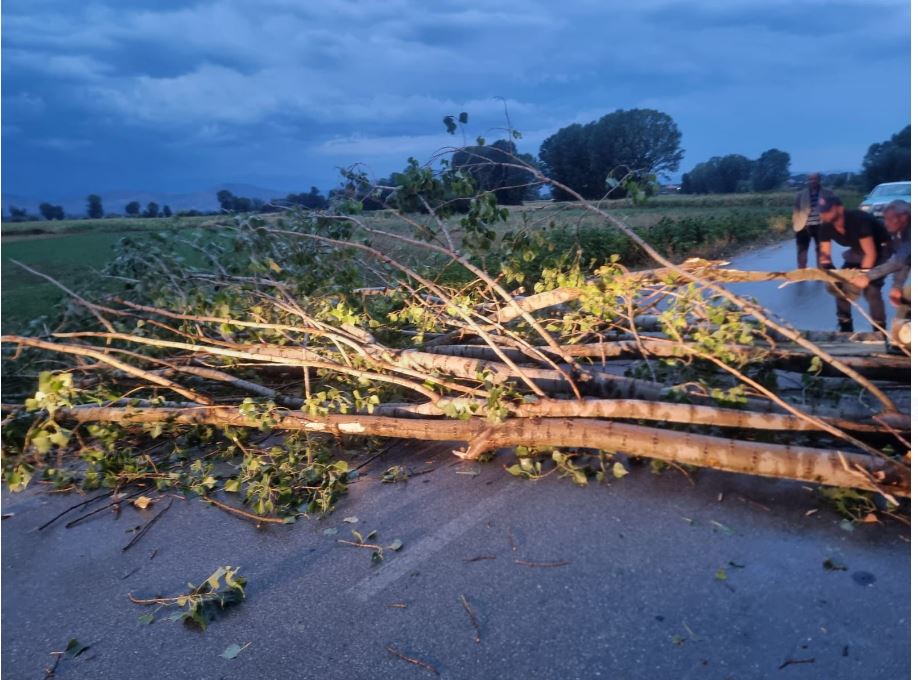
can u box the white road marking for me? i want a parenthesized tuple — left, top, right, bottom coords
(347, 480, 524, 601)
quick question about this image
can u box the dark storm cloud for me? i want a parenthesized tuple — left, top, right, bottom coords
(645, 1, 899, 37)
(2, 0, 910, 200)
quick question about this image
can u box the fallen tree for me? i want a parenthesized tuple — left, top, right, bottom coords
(1, 149, 910, 516)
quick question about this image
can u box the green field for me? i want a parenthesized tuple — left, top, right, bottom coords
(0, 214, 215, 237)
(0, 191, 866, 333)
(1, 215, 218, 332)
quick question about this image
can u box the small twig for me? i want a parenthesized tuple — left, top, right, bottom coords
(128, 592, 183, 606)
(120, 567, 140, 580)
(337, 539, 385, 551)
(407, 467, 438, 478)
(514, 559, 571, 568)
(122, 499, 173, 552)
(463, 555, 496, 563)
(507, 528, 517, 552)
(880, 511, 910, 526)
(44, 651, 63, 678)
(737, 496, 771, 513)
(668, 460, 696, 486)
(388, 603, 408, 609)
(38, 489, 111, 531)
(200, 495, 288, 524)
(65, 487, 147, 528)
(459, 594, 481, 643)
(354, 439, 404, 471)
(385, 644, 439, 675)
(778, 658, 815, 670)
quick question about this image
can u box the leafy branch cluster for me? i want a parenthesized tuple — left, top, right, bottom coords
(1, 121, 910, 516)
(131, 565, 246, 630)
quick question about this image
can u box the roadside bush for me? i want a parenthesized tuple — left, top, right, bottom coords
(492, 211, 789, 288)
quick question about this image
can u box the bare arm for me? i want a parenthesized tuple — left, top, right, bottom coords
(859, 236, 877, 269)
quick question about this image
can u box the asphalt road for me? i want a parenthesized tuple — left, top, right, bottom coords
(1, 439, 910, 680)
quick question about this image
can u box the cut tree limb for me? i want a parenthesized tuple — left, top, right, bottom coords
(52, 405, 909, 497)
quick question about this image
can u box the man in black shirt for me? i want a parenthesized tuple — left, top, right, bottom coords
(817, 195, 891, 332)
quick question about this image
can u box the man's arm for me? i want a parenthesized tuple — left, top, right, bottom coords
(865, 247, 908, 282)
(891, 236, 911, 290)
(858, 236, 877, 269)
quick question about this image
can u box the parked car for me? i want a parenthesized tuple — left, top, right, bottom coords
(859, 181, 911, 217)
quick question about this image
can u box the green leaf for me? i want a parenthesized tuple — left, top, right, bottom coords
(220, 643, 247, 660)
(322, 528, 338, 536)
(823, 558, 847, 571)
(48, 429, 71, 448)
(715, 568, 728, 581)
(506, 464, 524, 477)
(185, 607, 209, 631)
(31, 430, 52, 455)
(388, 539, 403, 552)
(223, 478, 240, 493)
(224, 567, 245, 590)
(206, 566, 228, 591)
(138, 613, 155, 625)
(343, 516, 359, 524)
(65, 639, 90, 658)
(612, 462, 629, 479)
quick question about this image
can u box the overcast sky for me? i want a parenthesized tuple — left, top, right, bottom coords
(2, 0, 911, 199)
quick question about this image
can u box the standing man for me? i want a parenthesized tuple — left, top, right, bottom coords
(792, 173, 836, 268)
(817, 194, 891, 332)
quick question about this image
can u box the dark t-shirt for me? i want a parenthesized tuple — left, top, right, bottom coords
(819, 210, 891, 265)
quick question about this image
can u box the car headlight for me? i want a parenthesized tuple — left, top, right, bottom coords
(859, 204, 871, 211)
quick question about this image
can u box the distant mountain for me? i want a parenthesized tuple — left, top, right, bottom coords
(1, 183, 292, 218)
